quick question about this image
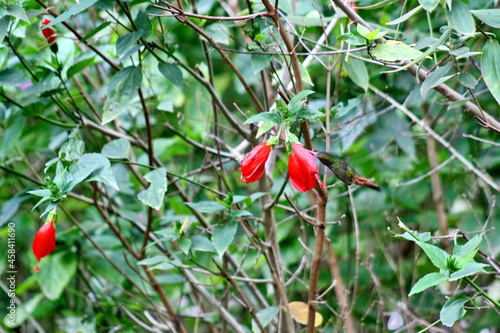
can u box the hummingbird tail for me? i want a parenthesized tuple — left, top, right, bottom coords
(353, 177, 381, 191)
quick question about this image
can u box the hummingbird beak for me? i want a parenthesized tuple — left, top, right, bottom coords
(353, 177, 381, 191)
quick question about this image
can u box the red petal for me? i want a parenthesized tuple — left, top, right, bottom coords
(32, 221, 56, 261)
(238, 143, 271, 183)
(288, 143, 323, 192)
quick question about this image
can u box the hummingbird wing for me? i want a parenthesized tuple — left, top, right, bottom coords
(330, 159, 353, 185)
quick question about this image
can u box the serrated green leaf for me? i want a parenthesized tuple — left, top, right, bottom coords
(421, 63, 455, 98)
(371, 40, 425, 62)
(185, 201, 227, 213)
(386, 5, 422, 25)
(251, 306, 280, 333)
(416, 241, 450, 270)
(137, 168, 167, 210)
(419, 0, 439, 11)
(116, 31, 141, 56)
(27, 189, 52, 197)
(158, 63, 183, 89)
(357, 24, 371, 38)
(43, 0, 99, 27)
(37, 251, 78, 300)
(448, 0, 475, 36)
(256, 120, 275, 138)
(344, 57, 368, 92)
(440, 295, 469, 327)
(191, 235, 216, 252)
(288, 90, 315, 112)
(212, 222, 238, 257)
(449, 261, 488, 281)
(102, 66, 142, 124)
(291, 108, 323, 121)
(244, 111, 283, 124)
(409, 272, 448, 296)
(101, 138, 130, 159)
(481, 40, 500, 106)
(471, 9, 500, 29)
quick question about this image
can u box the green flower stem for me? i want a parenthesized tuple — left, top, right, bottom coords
(464, 276, 500, 310)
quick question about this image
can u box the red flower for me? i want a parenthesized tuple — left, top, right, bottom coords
(288, 143, 324, 192)
(32, 220, 56, 271)
(237, 143, 272, 183)
(41, 18, 58, 53)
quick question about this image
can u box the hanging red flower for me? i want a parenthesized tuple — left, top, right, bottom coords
(41, 18, 58, 53)
(237, 143, 272, 184)
(32, 220, 56, 271)
(288, 143, 324, 192)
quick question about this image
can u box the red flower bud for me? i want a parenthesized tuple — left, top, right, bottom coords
(41, 18, 58, 53)
(237, 143, 272, 184)
(288, 143, 324, 192)
(32, 220, 56, 271)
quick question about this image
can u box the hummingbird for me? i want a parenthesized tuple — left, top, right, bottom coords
(315, 152, 381, 191)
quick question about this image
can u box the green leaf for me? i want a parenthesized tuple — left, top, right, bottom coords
(244, 111, 283, 124)
(344, 57, 368, 92)
(82, 22, 111, 42)
(102, 66, 142, 124)
(453, 249, 478, 270)
(447, 98, 470, 110)
(448, 0, 475, 36)
(453, 235, 482, 257)
(158, 63, 183, 89)
(440, 295, 469, 327)
(290, 108, 323, 121)
(59, 138, 85, 161)
(481, 40, 500, 106)
(0, 68, 26, 87)
(212, 222, 238, 257)
(421, 63, 455, 98)
(471, 9, 500, 29)
(409, 272, 448, 296)
(230, 210, 253, 217)
(0, 113, 25, 160)
(137, 256, 166, 265)
(0, 195, 28, 226)
(185, 201, 227, 213)
(135, 11, 152, 38)
(67, 57, 96, 79)
(256, 120, 275, 137)
(205, 23, 230, 45)
(371, 40, 425, 62)
(178, 238, 191, 255)
(416, 241, 450, 270)
(358, 26, 386, 42)
(0, 16, 10, 44)
(337, 33, 366, 46)
(288, 90, 315, 113)
(116, 31, 142, 57)
(251, 54, 272, 74)
(449, 261, 488, 281)
(101, 138, 130, 159)
(7, 4, 29, 23)
(251, 306, 280, 333)
(66, 153, 119, 191)
(419, 0, 439, 12)
(137, 168, 167, 210)
(37, 251, 78, 300)
(386, 5, 422, 25)
(43, 0, 99, 27)
(191, 235, 216, 252)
